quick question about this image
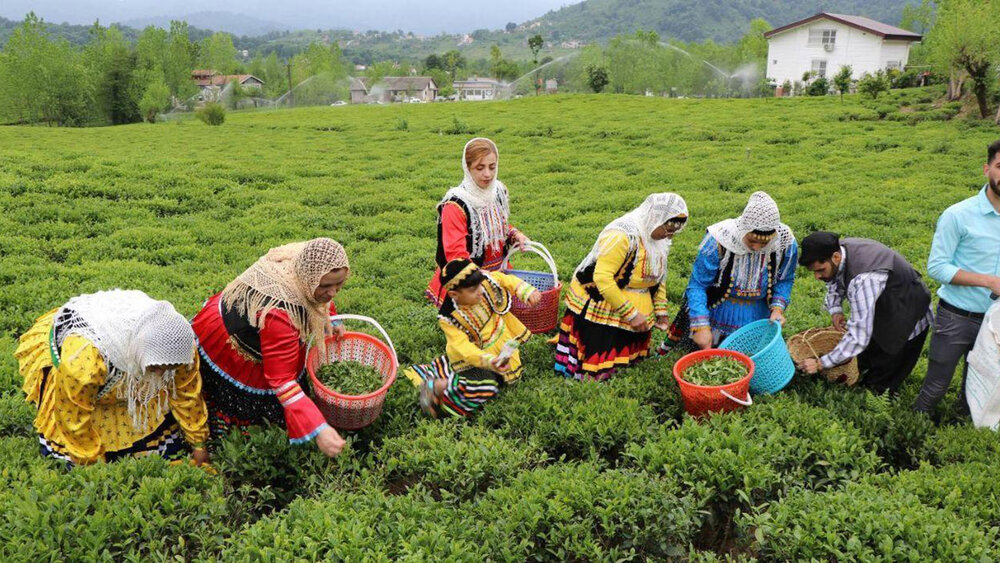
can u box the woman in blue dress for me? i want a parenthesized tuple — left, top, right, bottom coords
(663, 191, 797, 351)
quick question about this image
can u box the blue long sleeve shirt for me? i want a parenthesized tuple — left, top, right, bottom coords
(926, 186, 1000, 314)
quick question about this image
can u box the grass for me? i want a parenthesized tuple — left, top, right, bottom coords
(2, 87, 999, 559)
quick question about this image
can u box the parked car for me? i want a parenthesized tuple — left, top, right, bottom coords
(330, 101, 348, 106)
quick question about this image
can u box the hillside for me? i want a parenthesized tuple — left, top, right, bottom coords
(529, 0, 917, 43)
(121, 11, 284, 38)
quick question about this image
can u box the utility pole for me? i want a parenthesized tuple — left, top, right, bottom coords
(286, 62, 293, 106)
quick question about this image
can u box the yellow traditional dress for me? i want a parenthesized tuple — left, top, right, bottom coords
(15, 309, 208, 466)
(406, 270, 536, 417)
(556, 192, 688, 381)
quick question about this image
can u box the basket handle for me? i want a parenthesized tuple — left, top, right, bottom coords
(501, 240, 558, 280)
(720, 389, 753, 407)
(329, 314, 398, 367)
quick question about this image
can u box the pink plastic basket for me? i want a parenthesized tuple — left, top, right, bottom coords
(307, 314, 398, 430)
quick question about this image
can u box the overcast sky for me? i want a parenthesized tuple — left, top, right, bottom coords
(1, 1, 579, 34)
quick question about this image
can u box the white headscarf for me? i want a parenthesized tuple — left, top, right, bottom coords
(438, 137, 511, 260)
(55, 290, 196, 430)
(704, 191, 795, 289)
(575, 193, 689, 283)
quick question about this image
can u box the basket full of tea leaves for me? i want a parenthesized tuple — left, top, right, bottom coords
(681, 357, 749, 387)
(315, 361, 385, 396)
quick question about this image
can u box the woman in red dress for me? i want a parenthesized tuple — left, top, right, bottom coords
(192, 238, 350, 457)
(426, 137, 530, 306)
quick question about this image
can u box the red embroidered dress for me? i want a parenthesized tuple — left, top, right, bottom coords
(426, 198, 519, 305)
(192, 293, 333, 443)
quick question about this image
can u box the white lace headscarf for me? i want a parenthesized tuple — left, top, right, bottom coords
(438, 137, 511, 260)
(574, 193, 689, 283)
(704, 191, 795, 289)
(221, 237, 349, 358)
(54, 290, 196, 430)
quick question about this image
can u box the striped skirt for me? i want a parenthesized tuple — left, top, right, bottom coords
(555, 310, 651, 382)
(405, 356, 503, 417)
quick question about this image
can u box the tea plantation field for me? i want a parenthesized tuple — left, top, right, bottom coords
(2, 90, 1000, 560)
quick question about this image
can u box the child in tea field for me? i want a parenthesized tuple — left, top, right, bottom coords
(14, 290, 210, 467)
(407, 259, 539, 417)
(663, 191, 797, 351)
(555, 193, 689, 381)
(191, 238, 349, 457)
(426, 137, 531, 306)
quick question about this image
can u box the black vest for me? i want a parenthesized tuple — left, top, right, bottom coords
(435, 197, 511, 269)
(841, 238, 931, 354)
(221, 298, 306, 361)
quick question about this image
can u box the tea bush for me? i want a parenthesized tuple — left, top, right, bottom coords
(0, 458, 231, 562)
(470, 463, 702, 561)
(476, 375, 659, 463)
(630, 396, 880, 546)
(742, 483, 998, 560)
(377, 419, 546, 501)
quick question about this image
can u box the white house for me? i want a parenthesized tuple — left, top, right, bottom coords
(453, 78, 504, 101)
(764, 13, 922, 86)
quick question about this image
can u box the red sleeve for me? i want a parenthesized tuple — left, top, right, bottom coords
(441, 202, 471, 262)
(259, 310, 329, 444)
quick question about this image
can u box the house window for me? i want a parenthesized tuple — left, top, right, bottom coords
(886, 60, 902, 71)
(811, 60, 827, 78)
(808, 29, 837, 47)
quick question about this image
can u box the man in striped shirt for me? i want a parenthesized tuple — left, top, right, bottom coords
(797, 232, 933, 395)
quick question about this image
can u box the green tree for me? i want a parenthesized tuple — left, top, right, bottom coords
(900, 0, 936, 33)
(586, 64, 609, 93)
(139, 74, 170, 122)
(426, 68, 454, 98)
(164, 21, 198, 101)
(0, 13, 93, 126)
(528, 34, 544, 65)
(490, 46, 520, 82)
(198, 32, 238, 75)
(85, 23, 143, 125)
(833, 65, 853, 102)
(442, 50, 467, 79)
(857, 70, 890, 99)
(926, 0, 1000, 118)
(737, 19, 772, 63)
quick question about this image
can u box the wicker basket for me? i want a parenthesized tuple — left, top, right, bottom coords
(501, 241, 562, 334)
(787, 326, 860, 386)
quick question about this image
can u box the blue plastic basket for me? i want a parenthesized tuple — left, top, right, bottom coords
(718, 319, 794, 394)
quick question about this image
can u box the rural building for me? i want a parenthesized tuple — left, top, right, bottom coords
(764, 13, 922, 86)
(453, 77, 504, 101)
(350, 76, 438, 104)
(192, 70, 264, 102)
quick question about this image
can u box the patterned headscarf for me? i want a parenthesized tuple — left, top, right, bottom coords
(438, 138, 511, 260)
(221, 238, 349, 357)
(55, 290, 195, 430)
(704, 191, 795, 288)
(574, 193, 689, 283)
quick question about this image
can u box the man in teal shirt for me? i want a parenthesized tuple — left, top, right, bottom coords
(914, 140, 1000, 418)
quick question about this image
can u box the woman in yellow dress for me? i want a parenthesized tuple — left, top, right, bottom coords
(14, 290, 209, 467)
(555, 193, 689, 381)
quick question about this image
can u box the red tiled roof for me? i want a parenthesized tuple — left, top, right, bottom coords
(764, 12, 922, 41)
(194, 74, 264, 87)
